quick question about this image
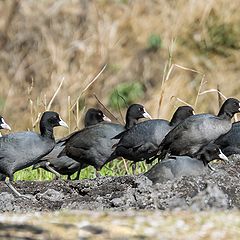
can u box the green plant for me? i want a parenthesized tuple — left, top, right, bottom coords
(180, 15, 240, 56)
(148, 34, 162, 51)
(206, 21, 240, 53)
(108, 82, 144, 110)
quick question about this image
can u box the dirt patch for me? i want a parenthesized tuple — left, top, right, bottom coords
(0, 156, 239, 213)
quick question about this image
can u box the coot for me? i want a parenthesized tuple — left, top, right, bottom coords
(33, 108, 111, 180)
(0, 111, 68, 197)
(108, 106, 194, 163)
(145, 144, 228, 184)
(157, 98, 240, 160)
(59, 104, 151, 172)
(215, 121, 240, 156)
(0, 116, 11, 181)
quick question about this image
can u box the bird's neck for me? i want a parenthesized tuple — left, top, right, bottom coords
(217, 110, 233, 121)
(125, 118, 138, 130)
(169, 116, 181, 126)
(40, 125, 55, 140)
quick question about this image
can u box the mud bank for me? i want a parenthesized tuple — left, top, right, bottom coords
(0, 156, 239, 213)
(0, 211, 239, 240)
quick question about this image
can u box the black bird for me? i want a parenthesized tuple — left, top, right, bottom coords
(108, 106, 194, 164)
(59, 104, 151, 173)
(0, 111, 68, 197)
(32, 108, 111, 180)
(145, 143, 228, 184)
(215, 121, 240, 156)
(157, 98, 240, 161)
(0, 116, 11, 181)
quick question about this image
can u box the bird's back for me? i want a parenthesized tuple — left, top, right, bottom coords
(64, 122, 124, 169)
(160, 113, 231, 156)
(117, 119, 171, 148)
(215, 121, 240, 146)
(0, 131, 55, 175)
(145, 156, 207, 184)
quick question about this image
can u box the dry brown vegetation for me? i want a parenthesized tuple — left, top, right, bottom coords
(0, 0, 240, 137)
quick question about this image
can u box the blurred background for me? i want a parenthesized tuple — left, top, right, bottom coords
(0, 0, 240, 137)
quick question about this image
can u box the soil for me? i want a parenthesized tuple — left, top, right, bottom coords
(0, 155, 239, 213)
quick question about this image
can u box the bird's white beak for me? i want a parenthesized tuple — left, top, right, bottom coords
(103, 115, 111, 122)
(143, 108, 152, 119)
(218, 149, 229, 163)
(238, 103, 240, 111)
(58, 117, 69, 128)
(192, 110, 196, 115)
(0, 118, 11, 130)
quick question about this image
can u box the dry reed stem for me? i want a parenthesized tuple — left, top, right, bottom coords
(93, 94, 120, 123)
(122, 157, 129, 175)
(199, 89, 238, 121)
(194, 74, 206, 109)
(199, 89, 227, 100)
(67, 95, 71, 133)
(157, 42, 174, 118)
(70, 64, 107, 111)
(47, 77, 65, 111)
(171, 96, 192, 107)
(116, 92, 127, 124)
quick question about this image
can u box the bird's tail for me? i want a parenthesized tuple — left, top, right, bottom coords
(58, 147, 67, 158)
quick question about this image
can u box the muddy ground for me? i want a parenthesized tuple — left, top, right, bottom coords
(0, 156, 239, 213)
(1, 210, 239, 239)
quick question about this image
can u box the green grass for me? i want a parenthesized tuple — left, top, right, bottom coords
(14, 159, 156, 181)
(108, 82, 144, 110)
(147, 33, 162, 51)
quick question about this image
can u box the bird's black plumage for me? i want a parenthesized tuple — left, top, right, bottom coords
(59, 104, 151, 171)
(33, 108, 110, 179)
(108, 106, 194, 163)
(215, 121, 240, 156)
(145, 143, 228, 184)
(0, 115, 11, 181)
(157, 98, 240, 160)
(0, 111, 68, 197)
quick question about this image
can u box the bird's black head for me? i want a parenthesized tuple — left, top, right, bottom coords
(197, 143, 228, 163)
(0, 116, 11, 130)
(218, 98, 240, 119)
(40, 111, 68, 138)
(170, 106, 194, 126)
(125, 104, 151, 129)
(84, 108, 111, 127)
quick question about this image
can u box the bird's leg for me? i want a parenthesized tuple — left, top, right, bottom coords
(131, 163, 136, 175)
(95, 170, 101, 178)
(45, 162, 61, 179)
(203, 153, 216, 172)
(208, 163, 216, 171)
(73, 163, 83, 181)
(5, 176, 31, 199)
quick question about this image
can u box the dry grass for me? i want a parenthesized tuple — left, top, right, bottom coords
(0, 0, 240, 137)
